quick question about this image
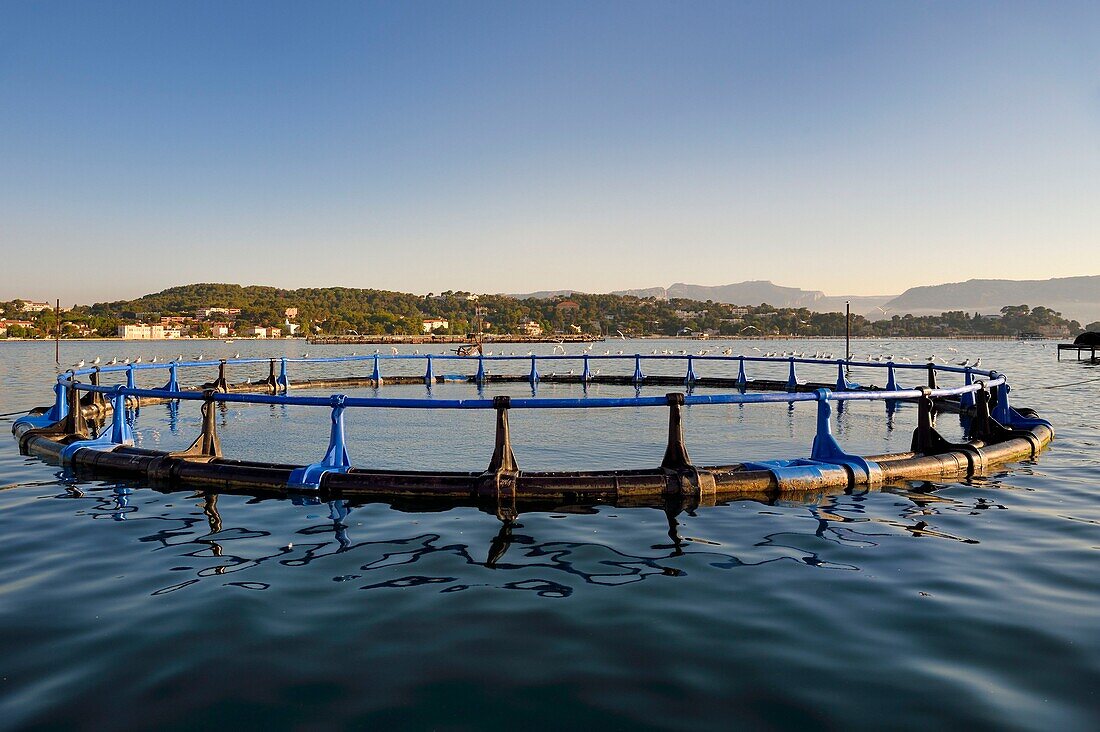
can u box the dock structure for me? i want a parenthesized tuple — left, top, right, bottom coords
(1058, 343, 1099, 362)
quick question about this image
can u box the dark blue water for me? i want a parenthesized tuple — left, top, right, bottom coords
(2, 339, 1098, 730)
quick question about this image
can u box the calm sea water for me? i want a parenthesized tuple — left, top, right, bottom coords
(1, 338, 1097, 730)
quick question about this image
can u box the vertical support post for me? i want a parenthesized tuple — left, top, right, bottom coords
(63, 374, 88, 437)
(582, 354, 591, 382)
(47, 379, 69, 423)
(55, 298, 60, 366)
(83, 368, 108, 414)
(126, 364, 136, 390)
(164, 362, 180, 393)
(486, 395, 518, 473)
(960, 367, 975, 409)
(171, 390, 222, 460)
(786, 357, 799, 391)
(277, 357, 289, 393)
(424, 355, 435, 386)
(528, 355, 539, 385)
(475, 354, 485, 385)
(926, 362, 937, 390)
(372, 355, 383, 386)
(482, 395, 519, 521)
(685, 355, 698, 387)
(835, 360, 853, 391)
(633, 354, 645, 385)
(911, 388, 935, 454)
(660, 392, 691, 470)
(736, 357, 747, 388)
(112, 385, 135, 445)
(287, 395, 351, 489)
(885, 361, 901, 391)
(989, 372, 1012, 424)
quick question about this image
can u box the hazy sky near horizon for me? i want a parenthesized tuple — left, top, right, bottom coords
(2, 1, 1099, 305)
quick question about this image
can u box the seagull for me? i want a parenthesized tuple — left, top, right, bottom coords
(973, 358, 982, 367)
(391, 347, 399, 354)
(92, 356, 101, 365)
(151, 356, 159, 363)
(947, 347, 959, 353)
(108, 357, 118, 365)
(234, 352, 240, 359)
(616, 330, 626, 340)
(957, 359, 970, 367)
(73, 359, 85, 369)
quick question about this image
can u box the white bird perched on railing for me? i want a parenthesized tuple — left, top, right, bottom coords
(151, 356, 158, 363)
(973, 358, 982, 367)
(92, 356, 101, 365)
(234, 352, 240, 359)
(72, 359, 85, 368)
(391, 347, 399, 354)
(134, 356, 142, 363)
(957, 359, 970, 367)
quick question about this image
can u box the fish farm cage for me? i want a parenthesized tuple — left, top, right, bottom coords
(13, 352, 1053, 516)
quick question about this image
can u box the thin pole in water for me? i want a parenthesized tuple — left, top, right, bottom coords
(55, 298, 60, 366)
(845, 300, 851, 364)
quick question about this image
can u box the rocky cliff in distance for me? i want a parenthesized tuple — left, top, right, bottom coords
(885, 276, 1100, 324)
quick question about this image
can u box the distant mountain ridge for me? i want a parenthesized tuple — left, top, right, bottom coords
(884, 276, 1100, 324)
(512, 276, 1100, 323)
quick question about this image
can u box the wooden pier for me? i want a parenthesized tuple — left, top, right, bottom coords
(1058, 343, 1099, 362)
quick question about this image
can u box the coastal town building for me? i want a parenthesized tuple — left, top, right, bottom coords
(195, 307, 241, 319)
(0, 319, 36, 336)
(284, 307, 299, 318)
(518, 320, 543, 336)
(422, 318, 449, 333)
(19, 300, 52, 312)
(118, 324, 180, 339)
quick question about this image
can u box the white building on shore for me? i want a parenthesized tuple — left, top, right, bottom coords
(118, 324, 180, 340)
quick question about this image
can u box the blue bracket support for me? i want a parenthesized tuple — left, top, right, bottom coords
(424, 355, 435, 386)
(48, 379, 69, 423)
(633, 354, 645, 385)
(742, 390, 881, 486)
(885, 362, 903, 391)
(785, 357, 800, 392)
(15, 379, 70, 430)
(960, 368, 975, 409)
(809, 390, 880, 483)
(277, 357, 289, 393)
(582, 354, 591, 382)
(60, 386, 135, 464)
(475, 355, 486, 385)
(736, 357, 747, 388)
(371, 355, 383, 387)
(835, 360, 858, 391)
(528, 355, 539, 385)
(162, 363, 180, 393)
(685, 355, 698, 387)
(288, 395, 352, 490)
(126, 365, 136, 390)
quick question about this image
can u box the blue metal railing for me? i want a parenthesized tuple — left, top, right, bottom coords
(17, 352, 1048, 490)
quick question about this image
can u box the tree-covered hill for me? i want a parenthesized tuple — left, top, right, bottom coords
(0, 283, 1086, 339)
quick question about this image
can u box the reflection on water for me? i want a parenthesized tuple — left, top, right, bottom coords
(58, 481, 998, 598)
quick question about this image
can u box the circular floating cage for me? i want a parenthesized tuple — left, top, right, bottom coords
(13, 353, 1053, 516)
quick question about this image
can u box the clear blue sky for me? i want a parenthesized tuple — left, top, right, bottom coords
(2, 1, 1098, 305)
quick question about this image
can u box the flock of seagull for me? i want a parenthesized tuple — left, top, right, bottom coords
(71, 342, 989, 371)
